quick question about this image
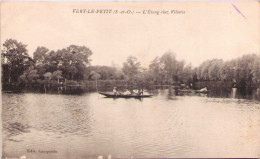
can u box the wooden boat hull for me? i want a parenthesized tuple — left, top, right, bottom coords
(194, 90, 211, 93)
(99, 92, 153, 98)
(177, 89, 210, 94)
(177, 89, 194, 93)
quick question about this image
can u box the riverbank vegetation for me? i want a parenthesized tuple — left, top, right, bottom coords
(1, 39, 260, 88)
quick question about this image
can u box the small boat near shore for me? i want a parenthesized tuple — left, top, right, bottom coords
(99, 92, 153, 98)
(177, 89, 211, 94)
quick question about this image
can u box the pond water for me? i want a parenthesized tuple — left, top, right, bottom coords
(2, 89, 260, 158)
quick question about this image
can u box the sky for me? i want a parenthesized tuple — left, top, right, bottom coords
(1, 1, 259, 67)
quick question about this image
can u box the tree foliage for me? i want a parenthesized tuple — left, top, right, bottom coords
(87, 66, 124, 80)
(122, 56, 141, 81)
(195, 54, 260, 84)
(1, 39, 33, 83)
(16, 44, 93, 85)
(148, 51, 187, 84)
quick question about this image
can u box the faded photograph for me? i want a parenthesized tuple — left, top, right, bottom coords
(1, 1, 260, 159)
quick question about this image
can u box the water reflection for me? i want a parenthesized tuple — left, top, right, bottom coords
(6, 84, 260, 101)
(2, 89, 260, 158)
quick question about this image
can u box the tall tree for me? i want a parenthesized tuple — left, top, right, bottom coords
(58, 45, 93, 81)
(160, 51, 178, 83)
(149, 57, 162, 83)
(181, 63, 193, 83)
(122, 56, 141, 81)
(1, 39, 32, 83)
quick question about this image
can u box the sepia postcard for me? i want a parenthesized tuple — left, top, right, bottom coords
(1, 1, 260, 159)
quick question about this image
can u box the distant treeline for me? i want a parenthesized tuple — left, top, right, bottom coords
(1, 39, 260, 88)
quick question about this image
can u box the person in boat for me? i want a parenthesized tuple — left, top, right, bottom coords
(133, 89, 138, 93)
(113, 87, 117, 95)
(123, 89, 131, 95)
(139, 89, 144, 95)
(132, 88, 144, 95)
(199, 87, 207, 91)
(132, 89, 139, 95)
(190, 83, 193, 89)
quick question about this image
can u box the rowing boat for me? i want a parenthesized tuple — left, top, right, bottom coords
(99, 92, 153, 98)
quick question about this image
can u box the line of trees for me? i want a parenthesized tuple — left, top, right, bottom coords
(194, 54, 260, 84)
(143, 52, 260, 86)
(1, 39, 260, 87)
(2, 39, 93, 86)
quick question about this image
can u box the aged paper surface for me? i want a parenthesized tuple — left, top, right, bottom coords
(1, 1, 260, 159)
